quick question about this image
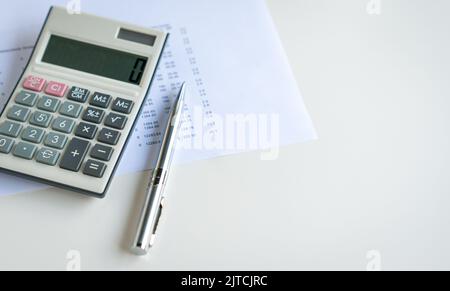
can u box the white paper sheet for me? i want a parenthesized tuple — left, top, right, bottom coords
(0, 0, 316, 196)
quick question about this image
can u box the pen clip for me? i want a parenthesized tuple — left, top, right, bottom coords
(149, 197, 165, 247)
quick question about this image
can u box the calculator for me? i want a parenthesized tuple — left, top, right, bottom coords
(0, 7, 167, 198)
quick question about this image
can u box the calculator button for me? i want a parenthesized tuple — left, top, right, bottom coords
(83, 160, 106, 178)
(21, 126, 45, 144)
(60, 138, 90, 172)
(0, 121, 22, 137)
(98, 128, 121, 145)
(22, 76, 46, 92)
(52, 117, 75, 133)
(0, 136, 14, 154)
(36, 148, 60, 166)
(104, 113, 127, 129)
(90, 144, 113, 161)
(68, 86, 90, 103)
(112, 98, 134, 114)
(45, 81, 68, 97)
(13, 142, 37, 160)
(29, 111, 53, 128)
(60, 102, 82, 118)
(90, 92, 112, 108)
(15, 91, 38, 107)
(82, 107, 105, 124)
(75, 122, 98, 140)
(7, 105, 31, 122)
(37, 96, 61, 112)
(44, 132, 68, 149)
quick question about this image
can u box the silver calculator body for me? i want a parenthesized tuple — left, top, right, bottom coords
(0, 6, 168, 198)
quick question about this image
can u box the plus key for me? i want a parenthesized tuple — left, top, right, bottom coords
(60, 138, 90, 172)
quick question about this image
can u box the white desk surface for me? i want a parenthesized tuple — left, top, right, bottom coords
(1, 0, 450, 270)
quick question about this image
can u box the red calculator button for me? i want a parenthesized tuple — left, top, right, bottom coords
(23, 75, 46, 92)
(45, 81, 68, 97)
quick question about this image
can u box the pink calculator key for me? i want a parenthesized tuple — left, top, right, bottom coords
(23, 75, 46, 92)
(45, 81, 68, 97)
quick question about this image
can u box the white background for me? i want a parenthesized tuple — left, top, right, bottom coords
(1, 0, 450, 270)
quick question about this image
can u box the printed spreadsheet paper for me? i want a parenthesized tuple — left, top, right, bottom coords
(0, 0, 316, 196)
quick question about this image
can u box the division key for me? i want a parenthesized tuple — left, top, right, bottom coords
(60, 138, 90, 172)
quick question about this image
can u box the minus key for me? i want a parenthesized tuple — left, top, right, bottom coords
(90, 144, 114, 161)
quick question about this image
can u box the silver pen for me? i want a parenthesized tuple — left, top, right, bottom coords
(131, 83, 187, 255)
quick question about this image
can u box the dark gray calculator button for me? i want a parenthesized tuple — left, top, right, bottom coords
(98, 128, 120, 145)
(13, 142, 37, 160)
(0, 121, 22, 137)
(21, 126, 45, 144)
(36, 148, 60, 166)
(44, 132, 67, 149)
(37, 96, 60, 112)
(60, 102, 83, 118)
(104, 113, 127, 129)
(68, 86, 90, 103)
(52, 117, 75, 133)
(83, 160, 106, 178)
(90, 92, 112, 108)
(30, 111, 53, 128)
(0, 136, 14, 154)
(15, 91, 38, 107)
(75, 122, 98, 139)
(82, 107, 105, 124)
(91, 144, 113, 161)
(112, 98, 134, 114)
(60, 138, 90, 172)
(7, 105, 31, 122)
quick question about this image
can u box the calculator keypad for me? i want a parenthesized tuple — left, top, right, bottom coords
(0, 75, 135, 179)
(112, 98, 134, 114)
(15, 91, 38, 107)
(45, 81, 68, 97)
(0, 137, 14, 154)
(21, 126, 45, 144)
(68, 86, 90, 103)
(82, 107, 105, 124)
(60, 102, 83, 118)
(90, 92, 112, 108)
(23, 76, 46, 92)
(0, 121, 22, 137)
(60, 138, 90, 172)
(104, 113, 127, 129)
(52, 117, 75, 133)
(44, 132, 68, 149)
(37, 96, 61, 112)
(30, 111, 53, 128)
(7, 105, 31, 122)
(36, 148, 60, 166)
(83, 160, 107, 178)
(98, 128, 121, 145)
(13, 142, 37, 160)
(90, 144, 114, 161)
(75, 122, 98, 139)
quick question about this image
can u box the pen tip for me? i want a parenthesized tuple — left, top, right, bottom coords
(176, 82, 187, 103)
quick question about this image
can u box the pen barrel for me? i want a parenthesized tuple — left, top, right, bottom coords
(131, 168, 167, 256)
(131, 83, 186, 255)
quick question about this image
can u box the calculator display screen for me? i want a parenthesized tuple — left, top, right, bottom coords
(42, 35, 148, 85)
